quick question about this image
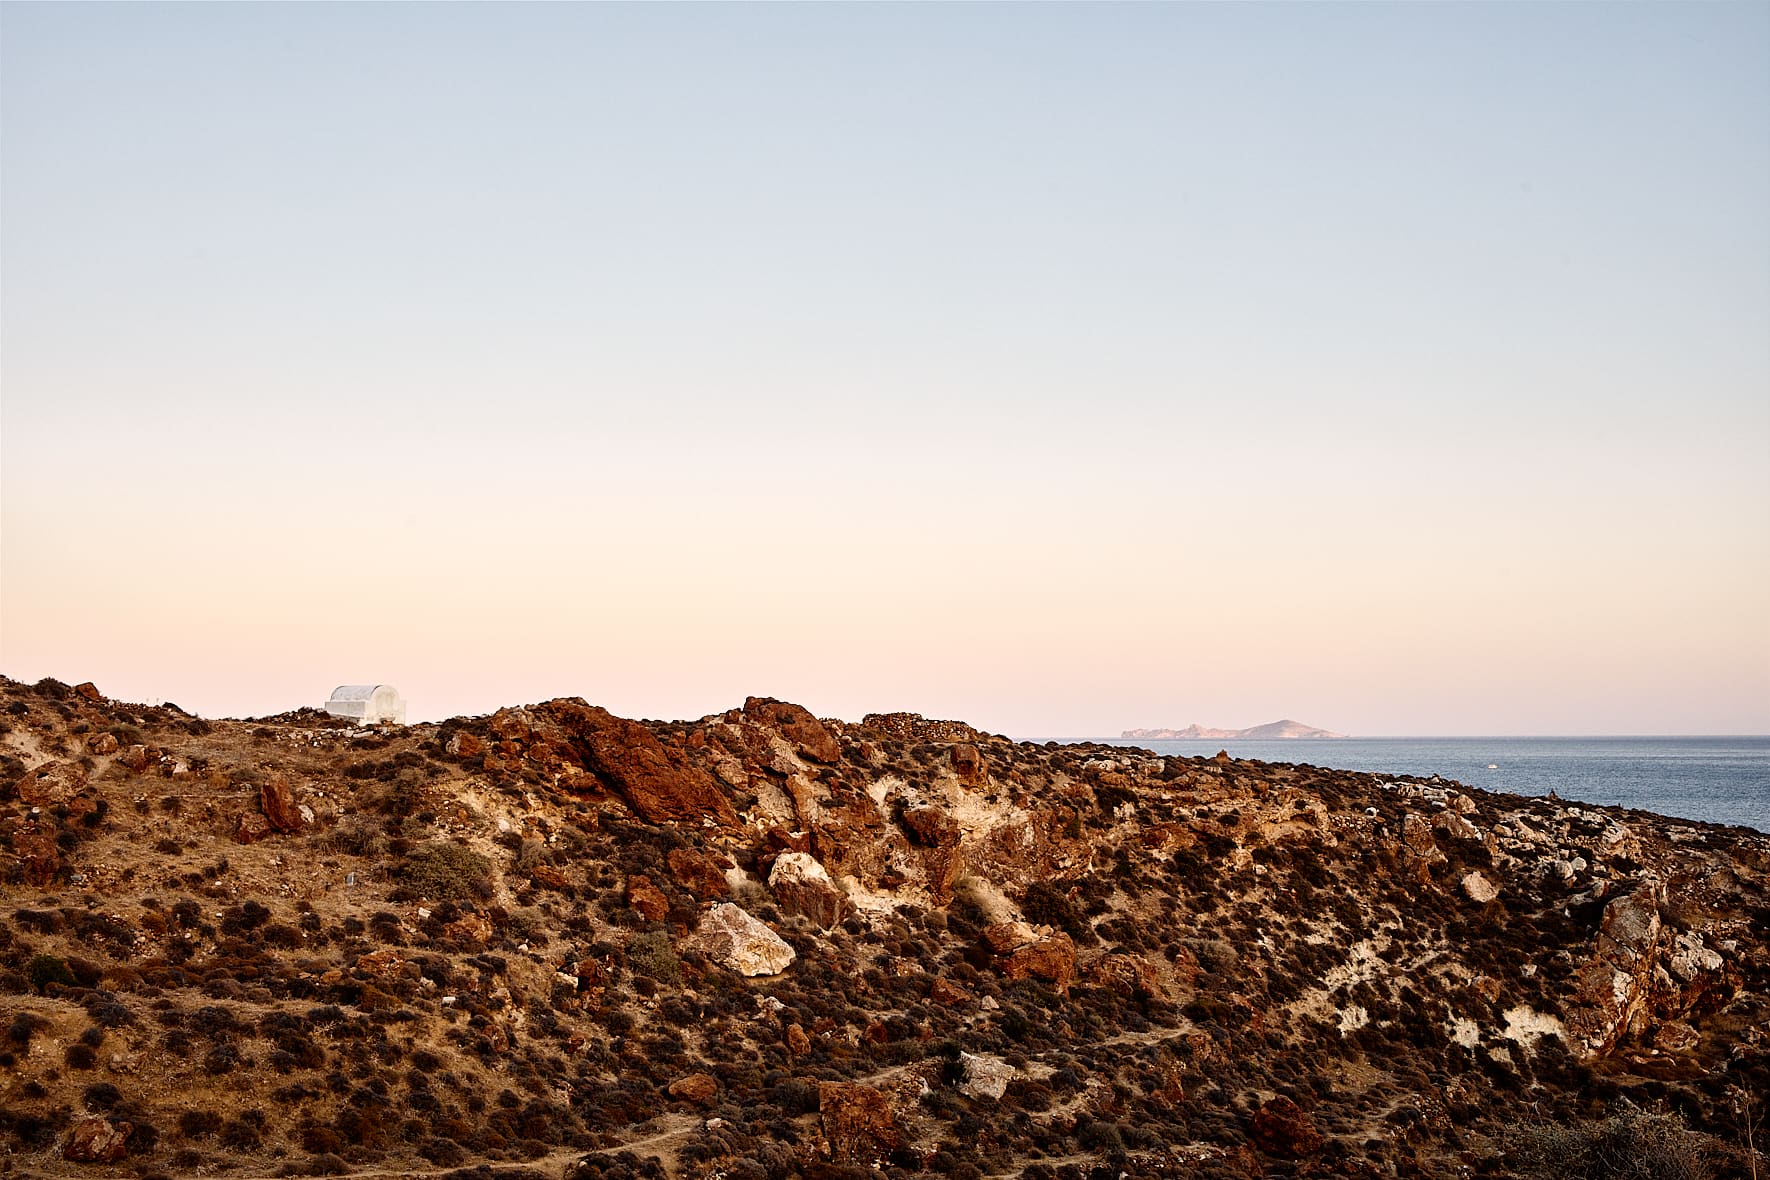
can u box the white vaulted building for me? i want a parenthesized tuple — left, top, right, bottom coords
(324, 684, 406, 726)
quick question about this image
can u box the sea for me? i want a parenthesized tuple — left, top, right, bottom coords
(1074, 736, 1770, 834)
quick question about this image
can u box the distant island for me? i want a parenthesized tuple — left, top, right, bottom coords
(1121, 719, 1346, 739)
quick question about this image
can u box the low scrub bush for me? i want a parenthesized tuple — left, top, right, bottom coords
(397, 843, 494, 901)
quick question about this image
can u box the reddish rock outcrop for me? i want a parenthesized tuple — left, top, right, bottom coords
(667, 847, 732, 899)
(999, 930, 1076, 992)
(63, 1117, 131, 1163)
(949, 742, 986, 785)
(743, 697, 841, 764)
(85, 732, 119, 755)
(1088, 952, 1165, 998)
(261, 774, 305, 833)
(1249, 1096, 1323, 1158)
(819, 1082, 901, 1166)
(626, 875, 669, 922)
(15, 760, 87, 807)
(544, 700, 736, 826)
(234, 812, 274, 844)
(901, 805, 959, 847)
(769, 852, 847, 928)
(445, 731, 486, 759)
(668, 1072, 719, 1105)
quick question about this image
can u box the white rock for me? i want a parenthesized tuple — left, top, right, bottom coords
(1462, 871, 1499, 904)
(958, 1052, 1014, 1100)
(685, 902, 796, 977)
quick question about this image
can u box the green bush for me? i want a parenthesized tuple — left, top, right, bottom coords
(626, 931, 681, 984)
(396, 842, 493, 901)
(27, 953, 76, 991)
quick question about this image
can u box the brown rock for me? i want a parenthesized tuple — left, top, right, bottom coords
(1433, 811, 1482, 842)
(1088, 952, 1165, 998)
(543, 700, 737, 826)
(72, 681, 103, 702)
(743, 697, 841, 763)
(444, 914, 495, 946)
(667, 847, 732, 899)
(929, 978, 973, 1006)
(819, 1082, 901, 1167)
(769, 852, 847, 928)
(1249, 1096, 1323, 1158)
(530, 863, 572, 891)
(626, 875, 669, 922)
(1568, 884, 1662, 1060)
(785, 1022, 813, 1056)
(119, 744, 152, 773)
(668, 1072, 719, 1105)
(949, 742, 986, 785)
(684, 903, 797, 976)
(446, 731, 486, 759)
(1001, 932, 1077, 992)
(261, 774, 304, 833)
(234, 812, 274, 844)
(1461, 870, 1499, 904)
(15, 825, 61, 885)
(355, 949, 413, 985)
(901, 805, 960, 848)
(86, 732, 119, 755)
(64, 1117, 132, 1164)
(15, 760, 87, 806)
(983, 921, 1043, 954)
(488, 707, 534, 742)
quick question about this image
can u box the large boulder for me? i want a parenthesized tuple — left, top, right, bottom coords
(1567, 884, 1662, 1059)
(949, 742, 986, 786)
(958, 1052, 1015, 1100)
(544, 700, 737, 826)
(743, 697, 841, 764)
(1000, 931, 1076, 992)
(63, 1117, 132, 1164)
(14, 760, 86, 807)
(684, 903, 796, 976)
(901, 805, 960, 848)
(768, 852, 847, 928)
(1088, 952, 1165, 999)
(625, 875, 669, 923)
(260, 774, 306, 833)
(668, 1072, 719, 1105)
(819, 1082, 901, 1167)
(667, 847, 733, 899)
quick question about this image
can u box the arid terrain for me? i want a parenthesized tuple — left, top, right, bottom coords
(0, 675, 1764, 1179)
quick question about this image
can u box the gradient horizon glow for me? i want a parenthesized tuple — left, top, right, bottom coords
(3, 3, 1767, 737)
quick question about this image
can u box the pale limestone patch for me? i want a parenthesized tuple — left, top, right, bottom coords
(1337, 1006, 1369, 1034)
(1500, 1006, 1566, 1046)
(1323, 939, 1387, 991)
(1448, 1016, 1481, 1048)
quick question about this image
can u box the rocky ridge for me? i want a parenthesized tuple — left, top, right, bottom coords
(0, 675, 1764, 1180)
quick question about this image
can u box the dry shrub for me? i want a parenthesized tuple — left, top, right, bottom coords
(396, 842, 493, 901)
(1510, 1108, 1712, 1180)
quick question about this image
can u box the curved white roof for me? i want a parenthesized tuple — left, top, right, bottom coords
(329, 684, 396, 702)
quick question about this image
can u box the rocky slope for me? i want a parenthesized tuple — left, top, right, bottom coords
(0, 676, 1764, 1180)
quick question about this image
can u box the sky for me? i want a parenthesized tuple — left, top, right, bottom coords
(2, 2, 1767, 737)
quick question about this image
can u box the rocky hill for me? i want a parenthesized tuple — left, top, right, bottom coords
(1121, 722, 1345, 741)
(0, 676, 1764, 1180)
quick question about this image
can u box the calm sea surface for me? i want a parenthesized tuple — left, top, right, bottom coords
(1073, 736, 1770, 834)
